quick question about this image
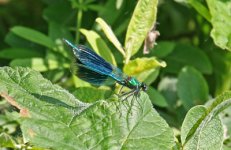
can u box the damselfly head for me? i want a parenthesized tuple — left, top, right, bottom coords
(141, 82, 147, 91)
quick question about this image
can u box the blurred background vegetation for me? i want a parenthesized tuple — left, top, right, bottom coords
(0, 0, 231, 149)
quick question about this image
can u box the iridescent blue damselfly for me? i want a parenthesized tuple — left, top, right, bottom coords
(63, 39, 147, 100)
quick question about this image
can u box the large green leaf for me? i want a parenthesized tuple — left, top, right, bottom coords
(206, 0, 231, 51)
(164, 44, 212, 74)
(123, 57, 166, 85)
(0, 67, 174, 150)
(181, 91, 231, 149)
(181, 106, 223, 150)
(80, 29, 117, 66)
(125, 0, 158, 61)
(11, 26, 55, 49)
(177, 67, 209, 110)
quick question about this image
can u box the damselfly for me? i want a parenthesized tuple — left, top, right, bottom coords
(63, 39, 147, 99)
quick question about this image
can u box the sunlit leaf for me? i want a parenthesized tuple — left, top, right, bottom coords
(123, 57, 166, 85)
(0, 133, 16, 148)
(207, 0, 231, 51)
(0, 67, 175, 150)
(181, 106, 223, 150)
(96, 17, 125, 57)
(181, 91, 231, 149)
(125, 0, 158, 61)
(116, 0, 123, 9)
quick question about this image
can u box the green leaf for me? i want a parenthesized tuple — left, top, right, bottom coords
(209, 49, 231, 96)
(48, 22, 73, 41)
(0, 133, 16, 148)
(71, 75, 91, 88)
(181, 106, 223, 150)
(0, 67, 174, 150)
(11, 26, 55, 49)
(207, 0, 231, 51)
(43, 69, 66, 83)
(220, 107, 231, 146)
(181, 91, 231, 149)
(164, 43, 213, 74)
(5, 32, 44, 51)
(150, 41, 176, 58)
(147, 87, 168, 107)
(116, 0, 123, 9)
(96, 17, 125, 57)
(123, 57, 166, 85)
(98, 0, 126, 25)
(43, 1, 73, 24)
(224, 145, 231, 150)
(125, 0, 158, 60)
(158, 77, 178, 109)
(187, 0, 211, 22)
(80, 29, 117, 66)
(177, 67, 209, 110)
(10, 58, 69, 72)
(0, 48, 43, 59)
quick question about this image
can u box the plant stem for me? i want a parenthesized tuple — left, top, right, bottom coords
(76, 1, 83, 44)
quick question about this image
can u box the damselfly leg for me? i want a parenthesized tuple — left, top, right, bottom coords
(119, 88, 144, 113)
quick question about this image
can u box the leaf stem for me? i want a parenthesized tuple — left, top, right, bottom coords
(76, 1, 83, 44)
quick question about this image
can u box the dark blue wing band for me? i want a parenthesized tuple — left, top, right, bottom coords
(63, 39, 126, 83)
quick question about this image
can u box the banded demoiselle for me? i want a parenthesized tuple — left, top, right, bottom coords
(63, 39, 147, 97)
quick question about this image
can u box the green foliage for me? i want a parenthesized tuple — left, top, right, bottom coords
(181, 91, 231, 149)
(177, 67, 209, 110)
(181, 106, 223, 150)
(162, 43, 212, 74)
(95, 17, 125, 57)
(207, 0, 231, 51)
(11, 26, 55, 49)
(0, 67, 174, 150)
(0, 0, 231, 149)
(125, 0, 158, 62)
(123, 57, 165, 85)
(0, 133, 16, 148)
